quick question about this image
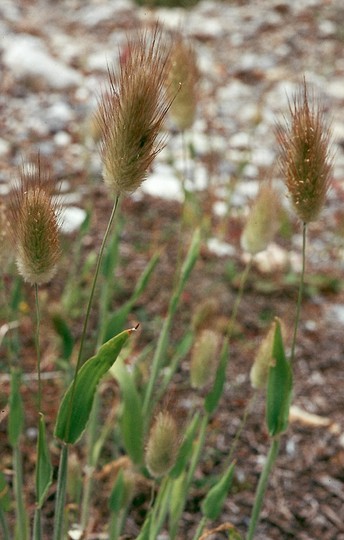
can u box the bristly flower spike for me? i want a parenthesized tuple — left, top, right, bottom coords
(145, 411, 179, 478)
(167, 36, 198, 131)
(276, 80, 332, 224)
(96, 25, 172, 198)
(9, 157, 62, 285)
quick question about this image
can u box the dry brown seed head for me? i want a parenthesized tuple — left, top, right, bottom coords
(96, 26, 172, 197)
(276, 81, 332, 223)
(9, 157, 62, 285)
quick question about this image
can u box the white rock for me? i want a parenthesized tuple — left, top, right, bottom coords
(54, 131, 72, 147)
(2, 35, 83, 90)
(207, 238, 235, 257)
(140, 165, 183, 202)
(326, 79, 344, 101)
(326, 304, 344, 325)
(213, 200, 228, 217)
(0, 138, 10, 157)
(61, 207, 87, 234)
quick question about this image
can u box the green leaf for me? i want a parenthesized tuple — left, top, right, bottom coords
(36, 414, 53, 508)
(136, 512, 152, 540)
(0, 471, 10, 511)
(204, 338, 229, 415)
(8, 368, 24, 447)
(201, 461, 235, 520)
(54, 328, 134, 444)
(108, 469, 124, 513)
(52, 314, 74, 360)
(111, 358, 144, 465)
(168, 472, 187, 530)
(266, 319, 293, 436)
(177, 229, 200, 296)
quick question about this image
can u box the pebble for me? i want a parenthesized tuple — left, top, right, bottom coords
(207, 238, 236, 257)
(61, 207, 88, 234)
(2, 34, 83, 90)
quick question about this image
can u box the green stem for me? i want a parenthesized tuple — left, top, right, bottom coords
(142, 312, 173, 426)
(34, 284, 42, 414)
(33, 284, 42, 540)
(227, 257, 252, 340)
(169, 414, 208, 540)
(246, 437, 280, 540)
(13, 445, 29, 540)
(53, 444, 68, 540)
(0, 506, 10, 540)
(290, 222, 307, 363)
(192, 515, 207, 540)
(32, 508, 42, 540)
(108, 510, 121, 540)
(224, 392, 257, 469)
(149, 476, 171, 539)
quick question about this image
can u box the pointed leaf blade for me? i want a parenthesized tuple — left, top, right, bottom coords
(54, 328, 134, 444)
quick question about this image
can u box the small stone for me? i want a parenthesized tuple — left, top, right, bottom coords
(3, 34, 83, 90)
(207, 238, 235, 257)
(61, 207, 87, 234)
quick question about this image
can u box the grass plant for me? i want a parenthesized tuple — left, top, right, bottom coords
(0, 23, 334, 540)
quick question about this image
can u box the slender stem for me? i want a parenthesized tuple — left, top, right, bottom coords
(227, 257, 252, 340)
(169, 414, 209, 540)
(13, 445, 29, 540)
(33, 284, 43, 540)
(32, 508, 42, 540)
(192, 516, 207, 540)
(246, 437, 280, 540)
(52, 444, 68, 540)
(0, 506, 10, 540)
(34, 284, 42, 413)
(290, 222, 307, 362)
(224, 392, 257, 469)
(149, 476, 171, 539)
(142, 315, 171, 425)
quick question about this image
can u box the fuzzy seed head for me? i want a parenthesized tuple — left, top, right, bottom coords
(241, 181, 281, 255)
(167, 38, 198, 131)
(190, 329, 220, 390)
(145, 411, 179, 478)
(276, 81, 332, 223)
(96, 26, 172, 197)
(250, 318, 285, 390)
(9, 159, 61, 285)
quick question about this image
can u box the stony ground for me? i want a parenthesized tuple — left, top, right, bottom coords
(1, 0, 344, 539)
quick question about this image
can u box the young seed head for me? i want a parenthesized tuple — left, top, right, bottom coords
(250, 318, 285, 390)
(96, 26, 172, 197)
(240, 180, 281, 255)
(190, 329, 220, 390)
(9, 158, 62, 285)
(145, 411, 179, 478)
(167, 37, 198, 131)
(276, 81, 332, 223)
